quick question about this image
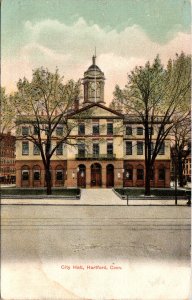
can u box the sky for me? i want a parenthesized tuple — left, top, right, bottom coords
(2, 0, 191, 104)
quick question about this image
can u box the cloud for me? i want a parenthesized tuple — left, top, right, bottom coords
(2, 18, 191, 103)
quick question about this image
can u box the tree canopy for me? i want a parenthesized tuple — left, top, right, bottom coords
(12, 67, 87, 194)
(0, 87, 15, 137)
(111, 52, 191, 194)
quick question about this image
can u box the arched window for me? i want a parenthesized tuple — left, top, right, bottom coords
(21, 165, 30, 181)
(33, 165, 41, 181)
(136, 164, 144, 180)
(56, 165, 64, 181)
(124, 165, 133, 180)
(158, 167, 165, 180)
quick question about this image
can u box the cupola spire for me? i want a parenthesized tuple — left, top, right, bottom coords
(92, 47, 96, 65)
(92, 55, 96, 65)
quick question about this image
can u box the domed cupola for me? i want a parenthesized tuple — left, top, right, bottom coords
(82, 55, 105, 104)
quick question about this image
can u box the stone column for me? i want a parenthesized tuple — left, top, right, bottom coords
(86, 165, 91, 188)
(16, 163, 21, 187)
(102, 163, 106, 188)
(165, 164, 170, 187)
(133, 167, 137, 187)
(154, 166, 158, 187)
(52, 168, 56, 188)
(29, 168, 33, 187)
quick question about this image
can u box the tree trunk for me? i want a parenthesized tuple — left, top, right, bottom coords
(174, 160, 178, 205)
(145, 161, 151, 196)
(45, 165, 52, 195)
(178, 155, 184, 187)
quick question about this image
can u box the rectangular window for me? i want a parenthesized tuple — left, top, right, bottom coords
(22, 127, 29, 136)
(137, 141, 143, 155)
(148, 127, 154, 135)
(78, 124, 85, 135)
(107, 123, 113, 135)
(78, 143, 85, 157)
(93, 143, 99, 156)
(56, 126, 63, 136)
(22, 142, 29, 155)
(34, 125, 39, 135)
(137, 169, 144, 180)
(126, 141, 132, 155)
(92, 124, 99, 135)
(33, 171, 40, 181)
(56, 142, 63, 155)
(126, 126, 132, 135)
(45, 142, 52, 154)
(45, 127, 49, 135)
(107, 143, 113, 155)
(33, 143, 40, 155)
(56, 171, 63, 181)
(159, 169, 165, 180)
(137, 127, 143, 135)
(159, 143, 165, 155)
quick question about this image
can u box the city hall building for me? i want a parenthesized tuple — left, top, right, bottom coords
(15, 57, 171, 188)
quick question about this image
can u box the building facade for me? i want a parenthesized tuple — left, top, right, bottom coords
(15, 56, 171, 188)
(0, 132, 16, 183)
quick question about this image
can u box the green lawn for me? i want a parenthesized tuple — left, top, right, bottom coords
(115, 188, 190, 197)
(1, 187, 80, 196)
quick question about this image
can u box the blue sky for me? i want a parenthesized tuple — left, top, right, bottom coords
(2, 0, 191, 102)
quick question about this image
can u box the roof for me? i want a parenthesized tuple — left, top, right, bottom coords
(67, 102, 125, 118)
(87, 64, 101, 72)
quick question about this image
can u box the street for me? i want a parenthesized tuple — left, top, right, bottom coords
(1, 205, 191, 299)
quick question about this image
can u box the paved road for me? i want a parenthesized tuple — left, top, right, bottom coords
(1, 205, 191, 299)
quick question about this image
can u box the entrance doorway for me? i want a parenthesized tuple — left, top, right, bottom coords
(106, 164, 114, 187)
(77, 164, 86, 188)
(91, 163, 102, 187)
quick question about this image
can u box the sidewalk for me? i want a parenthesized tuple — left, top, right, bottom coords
(1, 189, 126, 206)
(1, 188, 189, 206)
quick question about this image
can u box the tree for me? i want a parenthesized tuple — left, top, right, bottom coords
(0, 87, 15, 139)
(171, 115, 191, 187)
(12, 67, 88, 195)
(113, 53, 191, 195)
(109, 85, 124, 112)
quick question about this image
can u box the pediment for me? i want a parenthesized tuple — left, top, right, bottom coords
(69, 103, 123, 119)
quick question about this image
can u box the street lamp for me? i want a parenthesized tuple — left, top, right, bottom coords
(171, 149, 178, 205)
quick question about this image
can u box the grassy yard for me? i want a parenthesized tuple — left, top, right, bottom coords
(115, 188, 190, 197)
(1, 187, 80, 196)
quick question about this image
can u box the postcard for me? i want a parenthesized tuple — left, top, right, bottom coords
(1, 0, 191, 299)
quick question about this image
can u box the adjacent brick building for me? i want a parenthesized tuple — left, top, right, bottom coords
(0, 132, 16, 183)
